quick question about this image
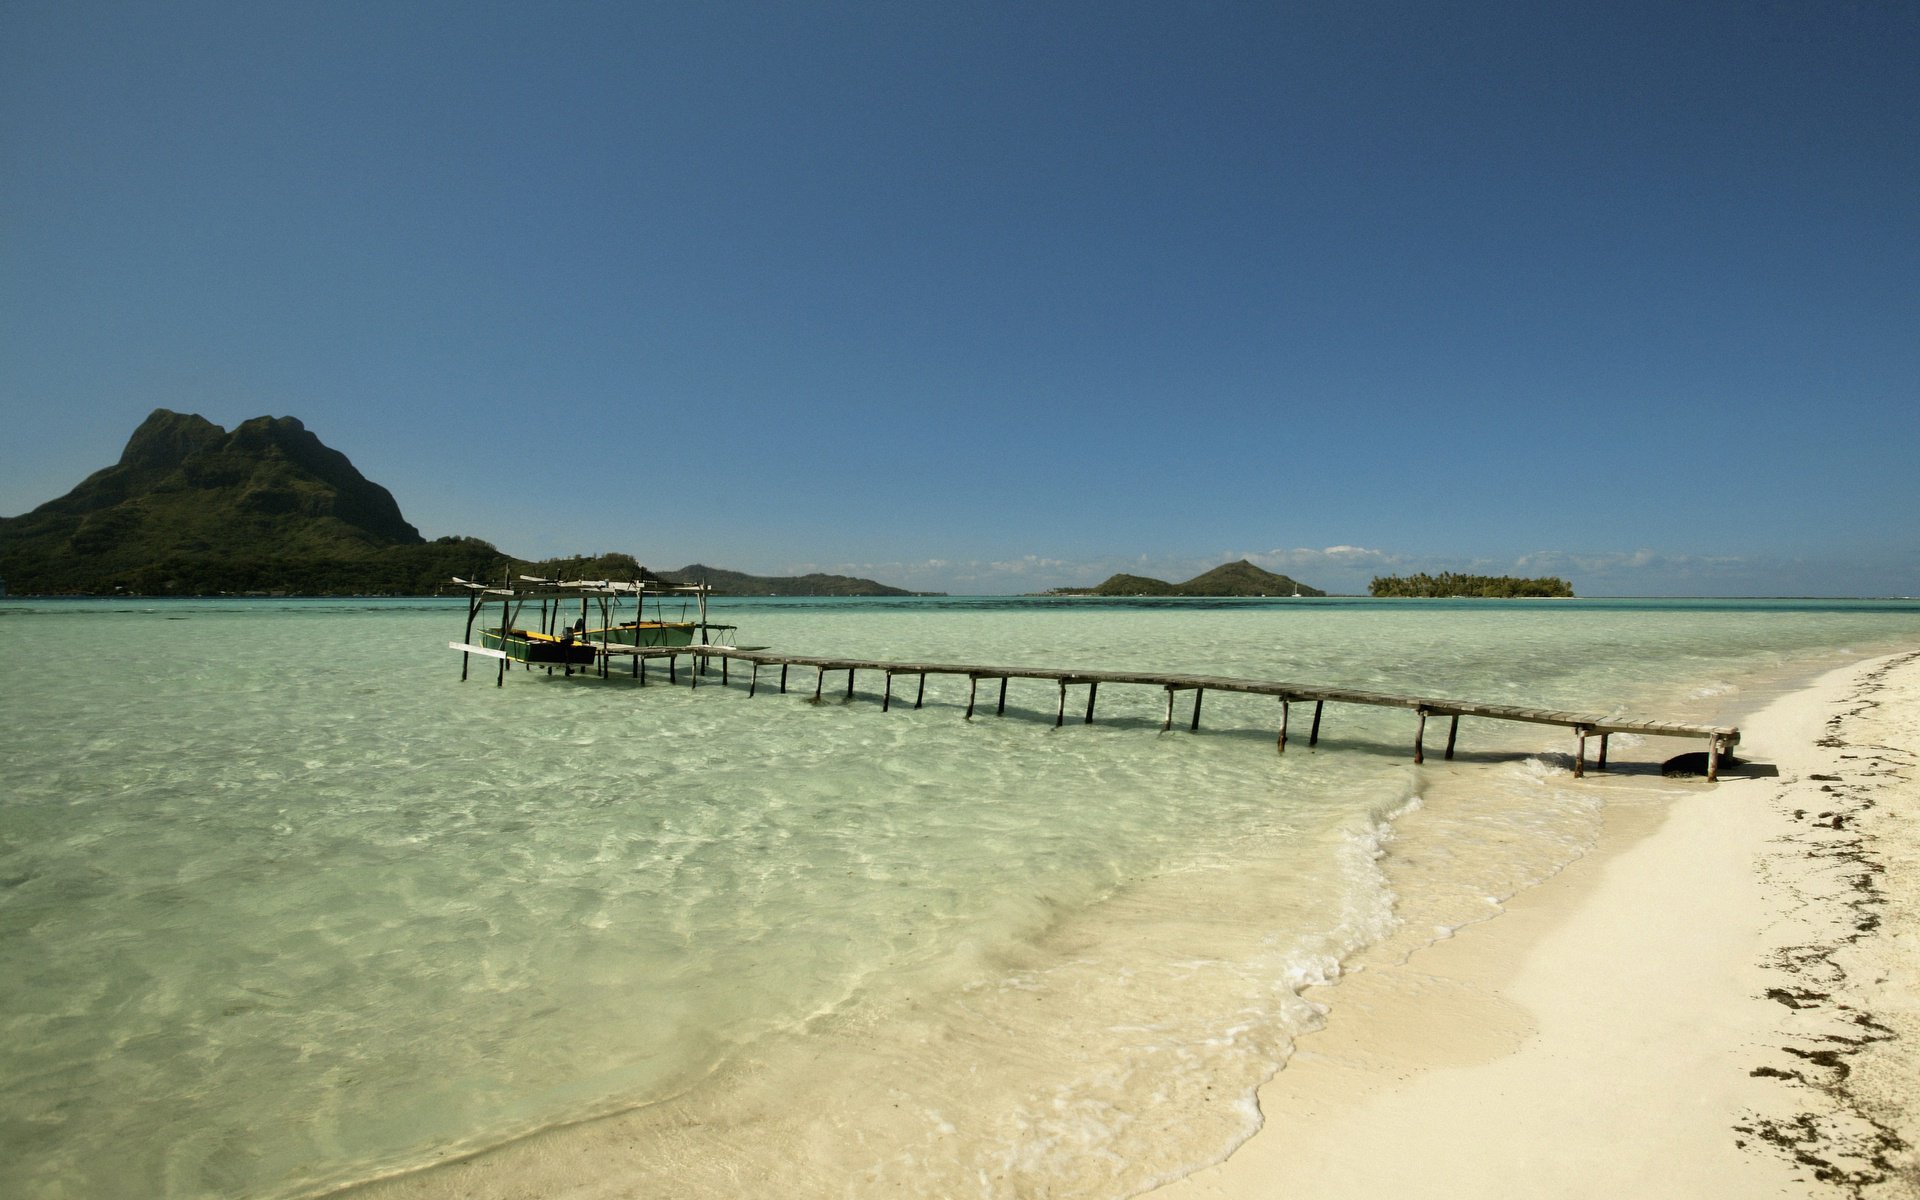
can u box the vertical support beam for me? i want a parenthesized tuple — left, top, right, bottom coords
(1574, 726, 1588, 778)
(1445, 715, 1459, 760)
(1309, 701, 1323, 747)
(997, 678, 1008, 716)
(1085, 681, 1098, 724)
(750, 662, 760, 697)
(639, 655, 647, 686)
(966, 675, 978, 720)
(846, 668, 855, 700)
(1414, 707, 1427, 764)
(1190, 687, 1204, 731)
(1163, 688, 1175, 732)
(883, 673, 893, 712)
(1597, 734, 1610, 771)
(815, 667, 825, 702)
(1706, 734, 1722, 782)
(1056, 680, 1067, 727)
(721, 655, 729, 686)
(461, 592, 479, 681)
(915, 673, 926, 709)
(780, 663, 788, 694)
(498, 591, 511, 686)
(669, 654, 678, 685)
(1278, 698, 1289, 752)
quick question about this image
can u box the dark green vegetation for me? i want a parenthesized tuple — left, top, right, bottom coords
(1052, 559, 1325, 598)
(1368, 573, 1575, 598)
(669, 563, 921, 596)
(0, 410, 917, 596)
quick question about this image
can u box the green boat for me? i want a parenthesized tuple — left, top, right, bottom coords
(479, 625, 599, 666)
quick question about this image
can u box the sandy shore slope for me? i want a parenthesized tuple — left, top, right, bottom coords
(1152, 649, 1920, 1200)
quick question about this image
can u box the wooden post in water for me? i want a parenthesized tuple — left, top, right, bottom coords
(997, 678, 1008, 716)
(845, 669, 855, 701)
(966, 675, 978, 719)
(1163, 688, 1176, 732)
(1278, 698, 1289, 752)
(1309, 701, 1323, 747)
(460, 592, 479, 681)
(780, 663, 789, 694)
(1190, 688, 1204, 732)
(915, 674, 926, 709)
(1707, 734, 1722, 782)
(1085, 681, 1098, 724)
(883, 673, 894, 712)
(1597, 734, 1610, 771)
(1056, 680, 1067, 727)
(1414, 707, 1427, 764)
(721, 656, 729, 686)
(750, 662, 760, 697)
(1445, 715, 1459, 759)
(496, 590, 510, 687)
(815, 667, 825, 702)
(1574, 726, 1588, 778)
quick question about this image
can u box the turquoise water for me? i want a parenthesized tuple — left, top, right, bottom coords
(3, 597, 1917, 1198)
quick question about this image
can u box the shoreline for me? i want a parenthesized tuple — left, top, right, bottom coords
(1150, 648, 1920, 1199)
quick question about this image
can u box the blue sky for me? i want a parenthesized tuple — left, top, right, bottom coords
(2, 1, 1915, 595)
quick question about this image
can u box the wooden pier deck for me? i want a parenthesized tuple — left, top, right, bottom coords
(454, 638, 1742, 781)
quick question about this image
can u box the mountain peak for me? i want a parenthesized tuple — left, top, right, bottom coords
(1067, 559, 1326, 597)
(118, 408, 225, 470)
(1, 409, 423, 588)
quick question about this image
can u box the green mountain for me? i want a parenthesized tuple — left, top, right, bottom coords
(669, 563, 920, 597)
(9, 408, 421, 558)
(0, 410, 915, 596)
(1083, 572, 1178, 596)
(1173, 560, 1325, 596)
(1058, 559, 1325, 597)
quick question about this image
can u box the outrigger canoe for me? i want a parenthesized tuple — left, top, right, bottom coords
(479, 626, 599, 666)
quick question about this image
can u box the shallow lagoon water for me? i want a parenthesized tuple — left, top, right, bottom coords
(3, 596, 1918, 1198)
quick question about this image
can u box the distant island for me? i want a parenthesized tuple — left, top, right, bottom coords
(1050, 560, 1325, 598)
(0, 409, 929, 597)
(1369, 573, 1574, 598)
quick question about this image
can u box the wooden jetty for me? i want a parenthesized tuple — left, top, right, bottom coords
(449, 590, 1741, 780)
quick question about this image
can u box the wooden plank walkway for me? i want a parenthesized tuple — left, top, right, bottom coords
(463, 640, 1741, 781)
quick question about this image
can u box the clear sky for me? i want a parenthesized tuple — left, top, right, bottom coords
(3, 1, 1915, 595)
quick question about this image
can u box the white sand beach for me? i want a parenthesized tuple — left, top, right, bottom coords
(1154, 649, 1920, 1200)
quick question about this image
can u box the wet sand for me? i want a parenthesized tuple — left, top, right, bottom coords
(1152, 649, 1920, 1200)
